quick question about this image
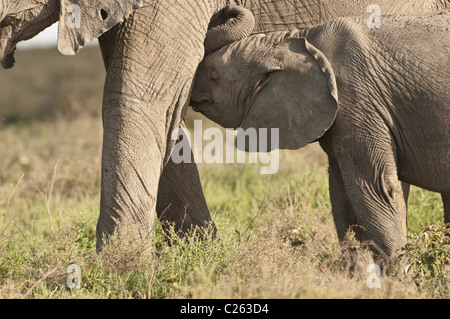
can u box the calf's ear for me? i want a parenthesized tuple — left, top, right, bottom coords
(57, 0, 143, 55)
(238, 37, 338, 151)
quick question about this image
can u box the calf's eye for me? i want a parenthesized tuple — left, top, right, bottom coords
(210, 70, 219, 81)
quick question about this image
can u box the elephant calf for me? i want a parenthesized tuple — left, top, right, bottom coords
(190, 9, 450, 263)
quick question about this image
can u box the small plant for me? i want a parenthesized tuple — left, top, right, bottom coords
(400, 222, 450, 285)
(74, 212, 96, 252)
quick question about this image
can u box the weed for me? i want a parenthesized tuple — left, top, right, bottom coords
(399, 222, 450, 295)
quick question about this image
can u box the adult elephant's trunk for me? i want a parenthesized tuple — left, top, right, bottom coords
(0, 0, 59, 69)
(204, 5, 255, 54)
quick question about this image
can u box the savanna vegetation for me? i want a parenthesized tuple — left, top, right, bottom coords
(0, 45, 448, 299)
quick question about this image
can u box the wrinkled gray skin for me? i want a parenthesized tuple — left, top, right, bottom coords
(1, 0, 448, 252)
(191, 10, 450, 262)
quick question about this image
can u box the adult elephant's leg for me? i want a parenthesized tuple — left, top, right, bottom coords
(442, 192, 450, 224)
(101, 32, 216, 237)
(157, 121, 216, 236)
(95, 4, 209, 250)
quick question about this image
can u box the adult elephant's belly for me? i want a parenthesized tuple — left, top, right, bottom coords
(397, 134, 450, 194)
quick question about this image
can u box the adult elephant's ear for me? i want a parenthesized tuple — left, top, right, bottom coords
(57, 0, 143, 55)
(238, 37, 338, 151)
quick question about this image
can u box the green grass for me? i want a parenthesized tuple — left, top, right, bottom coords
(0, 47, 448, 299)
(407, 187, 444, 234)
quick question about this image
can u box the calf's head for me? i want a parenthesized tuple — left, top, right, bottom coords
(191, 33, 338, 151)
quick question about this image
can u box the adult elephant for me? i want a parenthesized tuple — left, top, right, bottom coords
(1, 0, 448, 251)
